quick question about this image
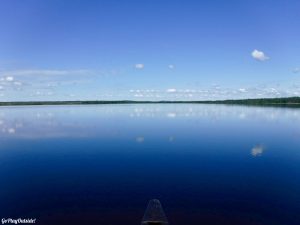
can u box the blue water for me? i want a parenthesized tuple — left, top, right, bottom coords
(0, 104, 300, 225)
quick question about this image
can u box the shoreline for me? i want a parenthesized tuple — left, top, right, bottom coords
(0, 97, 300, 107)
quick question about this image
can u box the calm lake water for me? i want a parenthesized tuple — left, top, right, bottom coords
(1, 104, 300, 225)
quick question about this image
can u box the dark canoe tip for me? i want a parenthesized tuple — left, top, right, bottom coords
(141, 222, 169, 225)
(141, 199, 169, 225)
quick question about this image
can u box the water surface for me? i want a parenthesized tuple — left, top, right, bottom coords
(1, 104, 300, 225)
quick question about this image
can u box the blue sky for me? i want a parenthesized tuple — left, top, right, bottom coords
(0, 0, 300, 101)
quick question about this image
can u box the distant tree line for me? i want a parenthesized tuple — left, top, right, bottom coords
(0, 97, 300, 107)
(210, 97, 300, 105)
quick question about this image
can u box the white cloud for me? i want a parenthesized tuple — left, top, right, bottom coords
(251, 49, 269, 61)
(14, 81, 22, 86)
(168, 64, 175, 69)
(5, 76, 14, 81)
(2, 69, 91, 77)
(166, 88, 177, 93)
(239, 88, 247, 93)
(135, 64, 144, 69)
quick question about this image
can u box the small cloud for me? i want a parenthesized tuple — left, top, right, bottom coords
(251, 144, 265, 157)
(2, 69, 91, 77)
(5, 76, 14, 81)
(292, 68, 300, 73)
(239, 88, 247, 93)
(251, 49, 269, 61)
(168, 64, 175, 70)
(14, 81, 22, 86)
(135, 64, 144, 69)
(166, 88, 177, 93)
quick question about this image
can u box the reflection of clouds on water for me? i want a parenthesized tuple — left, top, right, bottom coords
(128, 105, 300, 123)
(0, 104, 300, 140)
(239, 113, 246, 119)
(136, 136, 144, 143)
(169, 136, 175, 142)
(167, 113, 176, 118)
(0, 107, 100, 139)
(251, 145, 265, 157)
(7, 128, 16, 134)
